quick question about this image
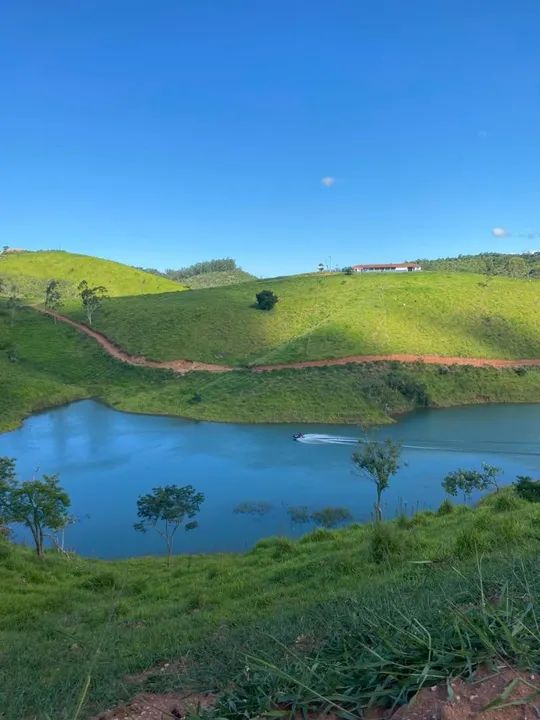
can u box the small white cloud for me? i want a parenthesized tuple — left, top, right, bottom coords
(321, 176, 336, 188)
(492, 227, 510, 237)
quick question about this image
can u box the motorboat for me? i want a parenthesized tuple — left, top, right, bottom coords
(292, 432, 304, 441)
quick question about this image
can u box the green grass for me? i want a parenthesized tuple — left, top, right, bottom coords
(3, 303, 540, 433)
(0, 250, 184, 302)
(1, 489, 540, 719)
(65, 271, 540, 364)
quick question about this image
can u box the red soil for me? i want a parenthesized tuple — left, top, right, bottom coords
(39, 309, 540, 375)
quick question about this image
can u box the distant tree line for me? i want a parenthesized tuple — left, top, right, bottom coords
(416, 252, 540, 278)
(135, 258, 241, 282)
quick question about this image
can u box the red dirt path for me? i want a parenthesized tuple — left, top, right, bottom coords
(39, 308, 540, 375)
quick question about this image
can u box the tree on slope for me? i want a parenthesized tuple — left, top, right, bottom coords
(0, 458, 71, 558)
(134, 485, 204, 566)
(78, 280, 108, 325)
(255, 290, 278, 311)
(44, 279, 62, 321)
(352, 440, 401, 522)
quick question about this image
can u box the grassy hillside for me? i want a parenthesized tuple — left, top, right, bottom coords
(186, 268, 256, 289)
(3, 303, 540, 433)
(71, 272, 540, 365)
(0, 250, 184, 301)
(2, 490, 540, 719)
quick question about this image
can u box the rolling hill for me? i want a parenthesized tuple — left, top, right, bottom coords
(0, 250, 185, 300)
(65, 270, 540, 365)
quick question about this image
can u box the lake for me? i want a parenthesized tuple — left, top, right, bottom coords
(1, 400, 539, 558)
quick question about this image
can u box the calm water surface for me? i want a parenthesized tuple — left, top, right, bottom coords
(1, 400, 539, 558)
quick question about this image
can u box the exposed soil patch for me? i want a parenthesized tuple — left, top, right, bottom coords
(37, 309, 540, 375)
(91, 692, 216, 720)
(392, 667, 540, 720)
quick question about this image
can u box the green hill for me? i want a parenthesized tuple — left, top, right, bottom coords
(0, 250, 185, 301)
(1, 489, 539, 719)
(75, 271, 540, 365)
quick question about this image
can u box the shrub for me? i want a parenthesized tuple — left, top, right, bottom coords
(514, 476, 540, 503)
(453, 527, 489, 559)
(368, 523, 402, 564)
(437, 498, 454, 515)
(255, 290, 278, 311)
(492, 493, 520, 512)
(299, 528, 336, 544)
(81, 571, 117, 591)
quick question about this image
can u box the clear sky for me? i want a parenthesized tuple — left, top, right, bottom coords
(2, 1, 540, 277)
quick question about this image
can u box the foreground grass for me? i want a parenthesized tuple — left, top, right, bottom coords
(1, 490, 540, 719)
(67, 271, 540, 364)
(3, 304, 540, 432)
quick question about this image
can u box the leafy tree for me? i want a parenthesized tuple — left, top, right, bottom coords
(317, 263, 325, 273)
(255, 290, 278, 311)
(514, 476, 540, 503)
(481, 463, 502, 492)
(6, 285, 22, 326)
(504, 256, 528, 279)
(78, 280, 108, 325)
(311, 506, 352, 528)
(44, 279, 62, 320)
(442, 463, 502, 501)
(134, 485, 204, 565)
(343, 266, 354, 275)
(164, 258, 239, 281)
(0, 458, 71, 558)
(352, 440, 401, 522)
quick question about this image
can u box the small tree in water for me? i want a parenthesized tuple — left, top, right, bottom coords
(352, 440, 401, 522)
(78, 280, 108, 325)
(134, 485, 204, 566)
(0, 458, 71, 558)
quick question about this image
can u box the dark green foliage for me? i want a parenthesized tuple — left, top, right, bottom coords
(311, 506, 352, 529)
(343, 266, 354, 275)
(287, 505, 311, 525)
(437, 498, 454, 515)
(255, 289, 279, 310)
(492, 492, 520, 512)
(164, 258, 239, 281)
(234, 501, 273, 516)
(386, 369, 430, 406)
(418, 251, 540, 277)
(515, 476, 540, 503)
(134, 484, 204, 564)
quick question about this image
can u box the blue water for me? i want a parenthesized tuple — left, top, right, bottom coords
(1, 400, 539, 558)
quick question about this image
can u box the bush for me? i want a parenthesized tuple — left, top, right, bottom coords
(299, 528, 336, 544)
(492, 492, 520, 512)
(453, 527, 489, 559)
(514, 476, 540, 503)
(368, 523, 402, 564)
(255, 290, 278, 311)
(437, 498, 454, 515)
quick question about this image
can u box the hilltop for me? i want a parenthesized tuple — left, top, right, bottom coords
(66, 271, 540, 365)
(1, 489, 539, 719)
(0, 250, 185, 300)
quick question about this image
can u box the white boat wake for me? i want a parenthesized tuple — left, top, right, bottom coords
(295, 434, 540, 456)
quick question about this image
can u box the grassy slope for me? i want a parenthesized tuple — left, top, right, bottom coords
(73, 272, 540, 364)
(186, 269, 256, 289)
(3, 304, 540, 432)
(0, 250, 184, 300)
(1, 491, 540, 719)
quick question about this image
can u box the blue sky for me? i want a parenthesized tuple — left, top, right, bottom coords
(2, 1, 540, 276)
